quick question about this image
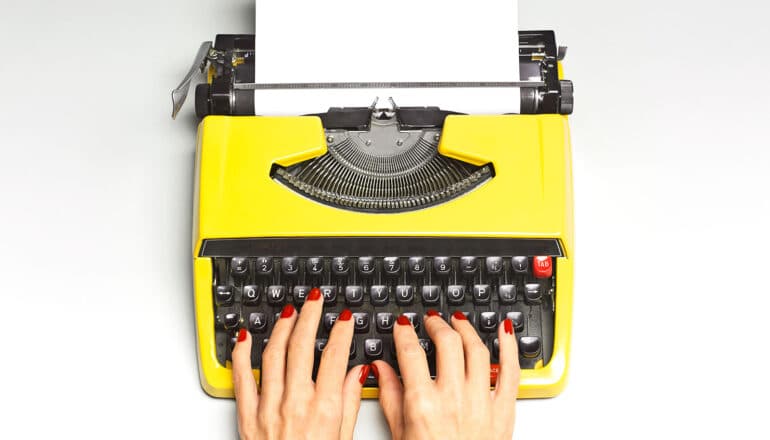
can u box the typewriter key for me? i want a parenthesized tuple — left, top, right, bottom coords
(512, 256, 529, 274)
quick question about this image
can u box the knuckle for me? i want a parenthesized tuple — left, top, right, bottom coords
(470, 341, 490, 358)
(320, 343, 342, 363)
(435, 327, 461, 347)
(400, 342, 424, 357)
(262, 346, 285, 365)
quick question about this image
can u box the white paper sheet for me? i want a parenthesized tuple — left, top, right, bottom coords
(253, 0, 519, 114)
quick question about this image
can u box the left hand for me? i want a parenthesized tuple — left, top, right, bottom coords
(231, 288, 368, 440)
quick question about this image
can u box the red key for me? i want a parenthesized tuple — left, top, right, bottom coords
(533, 256, 553, 278)
(490, 363, 500, 386)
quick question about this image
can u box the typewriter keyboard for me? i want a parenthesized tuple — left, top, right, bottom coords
(210, 254, 555, 386)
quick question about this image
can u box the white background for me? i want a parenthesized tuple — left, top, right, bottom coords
(1, 0, 769, 438)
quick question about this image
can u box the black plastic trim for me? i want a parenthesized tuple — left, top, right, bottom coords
(199, 237, 564, 258)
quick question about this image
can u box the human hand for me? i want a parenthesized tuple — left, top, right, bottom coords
(231, 288, 369, 440)
(373, 311, 520, 440)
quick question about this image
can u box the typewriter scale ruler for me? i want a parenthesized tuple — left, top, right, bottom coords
(271, 113, 494, 212)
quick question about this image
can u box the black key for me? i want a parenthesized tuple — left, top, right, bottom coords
(421, 285, 440, 305)
(364, 339, 383, 359)
(293, 285, 310, 304)
(491, 337, 500, 359)
(306, 257, 324, 276)
(524, 283, 542, 304)
(519, 336, 542, 358)
(418, 339, 435, 356)
(353, 313, 370, 333)
(498, 284, 516, 304)
(332, 257, 350, 276)
(323, 313, 339, 332)
(281, 257, 299, 276)
(357, 257, 375, 276)
(222, 312, 240, 330)
(395, 285, 414, 305)
(320, 285, 337, 304)
(505, 311, 525, 332)
(473, 284, 491, 305)
(262, 338, 270, 352)
(485, 257, 503, 275)
(315, 339, 328, 356)
(230, 257, 250, 278)
(248, 312, 267, 333)
(376, 313, 395, 333)
(383, 257, 401, 276)
(460, 256, 478, 277)
(242, 285, 260, 305)
(345, 285, 364, 306)
(401, 312, 420, 332)
(408, 257, 426, 276)
(512, 256, 529, 274)
(256, 257, 273, 275)
(266, 285, 286, 305)
(349, 341, 357, 360)
(370, 285, 389, 306)
(214, 285, 234, 306)
(433, 257, 451, 275)
(447, 285, 465, 305)
(479, 312, 498, 332)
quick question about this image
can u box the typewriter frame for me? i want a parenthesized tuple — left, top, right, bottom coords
(189, 31, 574, 399)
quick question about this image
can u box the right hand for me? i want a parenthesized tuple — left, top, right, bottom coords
(372, 311, 520, 440)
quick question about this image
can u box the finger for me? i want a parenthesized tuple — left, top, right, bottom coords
(285, 287, 324, 391)
(316, 309, 355, 394)
(339, 364, 369, 440)
(393, 314, 432, 390)
(493, 318, 521, 406)
(423, 310, 464, 387)
(450, 311, 491, 392)
(372, 361, 404, 440)
(232, 328, 258, 437)
(259, 304, 297, 412)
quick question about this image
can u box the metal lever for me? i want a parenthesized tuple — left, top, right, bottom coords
(171, 41, 213, 119)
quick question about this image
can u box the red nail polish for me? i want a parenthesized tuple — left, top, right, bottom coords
(426, 309, 440, 318)
(370, 363, 379, 380)
(359, 364, 371, 384)
(452, 311, 468, 321)
(397, 315, 411, 326)
(504, 318, 513, 335)
(280, 304, 295, 318)
(339, 309, 352, 321)
(308, 287, 322, 301)
(237, 328, 247, 342)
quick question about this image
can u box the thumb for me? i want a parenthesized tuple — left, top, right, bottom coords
(372, 360, 404, 440)
(232, 328, 259, 437)
(339, 364, 369, 440)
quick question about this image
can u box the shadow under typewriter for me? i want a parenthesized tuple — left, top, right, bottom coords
(272, 111, 494, 212)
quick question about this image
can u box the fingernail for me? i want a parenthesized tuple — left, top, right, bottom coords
(504, 318, 513, 335)
(339, 309, 352, 321)
(308, 287, 322, 301)
(359, 364, 371, 384)
(452, 311, 468, 321)
(237, 328, 247, 342)
(397, 315, 411, 326)
(426, 309, 440, 318)
(370, 363, 379, 380)
(280, 304, 295, 318)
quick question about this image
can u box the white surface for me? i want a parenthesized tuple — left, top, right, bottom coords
(0, 0, 769, 439)
(252, 0, 520, 114)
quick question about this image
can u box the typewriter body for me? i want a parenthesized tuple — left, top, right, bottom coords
(177, 30, 574, 399)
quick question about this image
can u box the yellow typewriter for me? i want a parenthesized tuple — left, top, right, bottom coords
(173, 31, 574, 399)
